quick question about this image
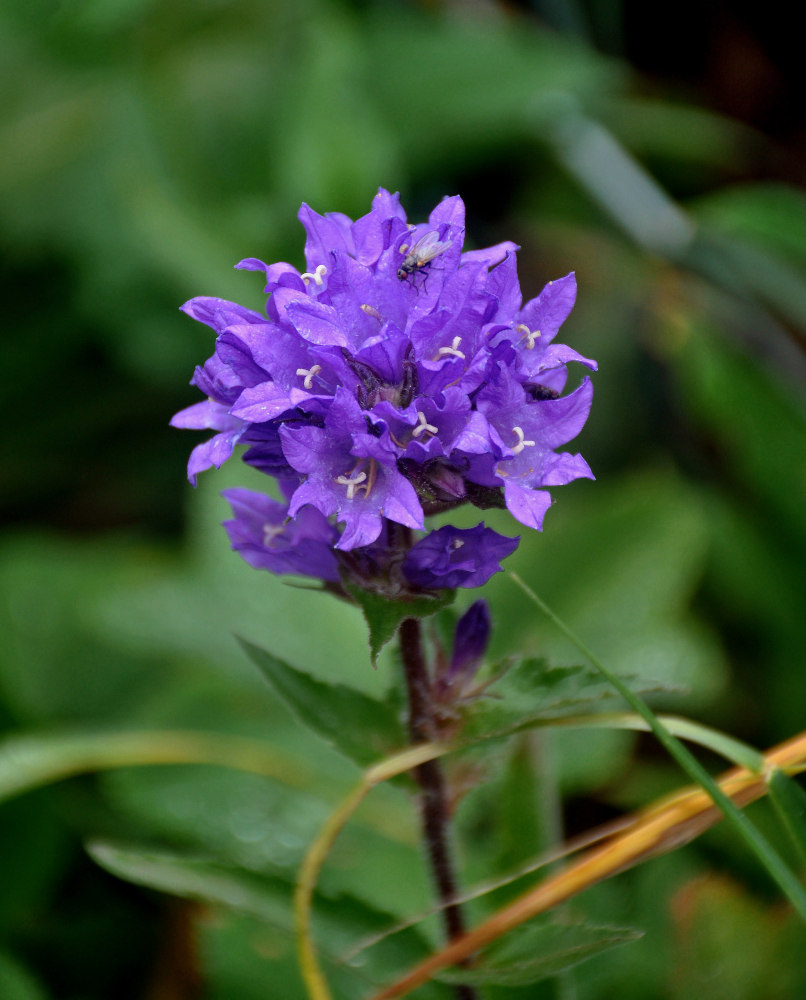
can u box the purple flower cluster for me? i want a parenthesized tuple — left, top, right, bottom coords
(172, 190, 595, 592)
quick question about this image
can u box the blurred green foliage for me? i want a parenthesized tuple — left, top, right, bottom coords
(2, 1, 806, 997)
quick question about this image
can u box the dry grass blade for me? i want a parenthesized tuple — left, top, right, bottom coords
(369, 731, 806, 1000)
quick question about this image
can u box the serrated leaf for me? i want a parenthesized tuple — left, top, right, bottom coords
(461, 657, 672, 744)
(344, 583, 455, 667)
(436, 918, 642, 986)
(237, 637, 405, 765)
(767, 768, 806, 870)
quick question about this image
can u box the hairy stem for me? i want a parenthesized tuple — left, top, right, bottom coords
(398, 616, 480, 1000)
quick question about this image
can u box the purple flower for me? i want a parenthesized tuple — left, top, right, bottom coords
(222, 488, 340, 582)
(173, 189, 595, 583)
(279, 388, 423, 550)
(402, 524, 519, 591)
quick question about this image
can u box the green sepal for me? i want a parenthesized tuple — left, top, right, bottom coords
(343, 582, 455, 667)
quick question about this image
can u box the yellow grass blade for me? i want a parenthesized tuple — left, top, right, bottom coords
(370, 730, 806, 1000)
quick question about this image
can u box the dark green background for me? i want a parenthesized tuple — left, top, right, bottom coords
(2, 2, 805, 998)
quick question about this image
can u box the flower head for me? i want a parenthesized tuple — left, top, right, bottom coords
(173, 190, 596, 587)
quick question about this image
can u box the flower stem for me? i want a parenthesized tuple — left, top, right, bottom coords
(398, 617, 480, 1000)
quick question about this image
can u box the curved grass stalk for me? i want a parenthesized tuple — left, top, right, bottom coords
(293, 742, 447, 1000)
(0, 713, 761, 807)
(341, 710, 764, 966)
(507, 572, 806, 918)
(547, 711, 762, 771)
(0, 716, 779, 1000)
(370, 729, 806, 1000)
(292, 706, 766, 997)
(0, 729, 315, 802)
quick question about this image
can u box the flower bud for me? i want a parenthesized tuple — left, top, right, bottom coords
(448, 600, 491, 683)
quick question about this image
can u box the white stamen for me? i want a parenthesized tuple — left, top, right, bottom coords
(412, 410, 438, 438)
(262, 523, 284, 547)
(435, 336, 465, 360)
(295, 364, 322, 390)
(516, 323, 540, 350)
(335, 471, 367, 499)
(511, 426, 536, 455)
(361, 304, 383, 322)
(450, 538, 465, 551)
(301, 263, 328, 286)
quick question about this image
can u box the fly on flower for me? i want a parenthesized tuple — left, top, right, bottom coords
(397, 230, 453, 282)
(525, 382, 560, 401)
(172, 188, 597, 586)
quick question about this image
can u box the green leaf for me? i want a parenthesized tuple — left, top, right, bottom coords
(0, 729, 307, 805)
(510, 576, 806, 924)
(605, 97, 753, 170)
(0, 794, 69, 933)
(673, 329, 806, 546)
(663, 876, 806, 1000)
(436, 919, 642, 987)
(88, 841, 432, 992)
(0, 952, 50, 1000)
(343, 583, 455, 667)
(487, 468, 728, 706)
(767, 768, 806, 870)
(368, 7, 619, 161)
(461, 657, 671, 745)
(237, 638, 406, 766)
(197, 911, 300, 1000)
(88, 840, 295, 927)
(694, 182, 806, 272)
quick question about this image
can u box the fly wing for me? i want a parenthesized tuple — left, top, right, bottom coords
(410, 230, 453, 263)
